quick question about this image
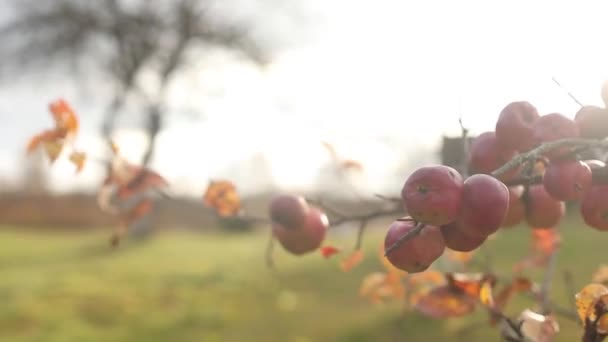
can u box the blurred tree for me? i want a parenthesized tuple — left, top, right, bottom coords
(0, 0, 268, 165)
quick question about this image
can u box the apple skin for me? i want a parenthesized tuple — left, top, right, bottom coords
(525, 185, 565, 228)
(269, 194, 310, 230)
(502, 185, 526, 228)
(468, 131, 519, 180)
(581, 185, 608, 231)
(440, 222, 487, 252)
(532, 113, 579, 158)
(384, 219, 445, 273)
(495, 101, 540, 152)
(542, 160, 592, 201)
(272, 207, 328, 255)
(401, 165, 464, 226)
(457, 174, 510, 238)
(575, 105, 608, 140)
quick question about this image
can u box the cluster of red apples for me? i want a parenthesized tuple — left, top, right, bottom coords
(386, 100, 608, 273)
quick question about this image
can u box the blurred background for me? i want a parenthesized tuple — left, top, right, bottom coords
(2, 0, 608, 341)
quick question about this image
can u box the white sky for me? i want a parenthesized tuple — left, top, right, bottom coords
(3, 0, 608, 198)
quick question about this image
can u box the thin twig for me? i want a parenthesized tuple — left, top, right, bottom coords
(458, 117, 470, 178)
(492, 138, 608, 177)
(552, 76, 584, 108)
(540, 249, 558, 315)
(374, 193, 402, 203)
(384, 222, 426, 256)
(265, 229, 275, 269)
(354, 219, 368, 250)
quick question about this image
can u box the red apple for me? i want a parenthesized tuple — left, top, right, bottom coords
(581, 185, 608, 231)
(502, 185, 525, 228)
(532, 113, 579, 158)
(525, 185, 565, 227)
(495, 101, 540, 151)
(575, 105, 608, 140)
(457, 174, 510, 237)
(543, 160, 592, 201)
(401, 165, 464, 226)
(468, 131, 519, 180)
(273, 207, 328, 255)
(440, 222, 487, 252)
(269, 194, 310, 230)
(384, 219, 445, 273)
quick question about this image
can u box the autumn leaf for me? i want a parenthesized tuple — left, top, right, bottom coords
(517, 309, 560, 342)
(359, 272, 405, 304)
(340, 250, 364, 272)
(320, 245, 341, 258)
(479, 280, 495, 308)
(26, 129, 61, 154)
(49, 98, 79, 135)
(116, 167, 169, 199)
(576, 284, 608, 325)
(69, 151, 86, 173)
(43, 140, 64, 163)
(203, 180, 241, 217)
(448, 272, 497, 298)
(415, 286, 477, 318)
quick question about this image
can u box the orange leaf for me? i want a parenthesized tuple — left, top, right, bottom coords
(69, 151, 86, 173)
(203, 180, 241, 217)
(448, 273, 496, 298)
(415, 286, 477, 318)
(532, 228, 561, 255)
(320, 245, 341, 258)
(479, 280, 495, 308)
(49, 98, 79, 135)
(340, 250, 364, 272)
(26, 130, 61, 154)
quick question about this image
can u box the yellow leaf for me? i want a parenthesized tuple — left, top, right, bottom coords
(575, 283, 608, 324)
(480, 280, 495, 308)
(43, 140, 64, 163)
(69, 151, 86, 173)
(203, 180, 241, 217)
(592, 265, 608, 285)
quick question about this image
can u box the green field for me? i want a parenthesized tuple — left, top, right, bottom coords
(0, 217, 604, 341)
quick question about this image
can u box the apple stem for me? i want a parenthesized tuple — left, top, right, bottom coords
(384, 222, 426, 256)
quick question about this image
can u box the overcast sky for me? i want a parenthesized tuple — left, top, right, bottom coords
(3, 0, 608, 198)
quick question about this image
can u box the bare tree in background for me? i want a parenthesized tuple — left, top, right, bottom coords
(1, 0, 269, 166)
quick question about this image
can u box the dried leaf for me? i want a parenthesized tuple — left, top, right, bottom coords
(448, 272, 496, 298)
(26, 129, 61, 154)
(116, 167, 169, 199)
(415, 286, 476, 318)
(480, 280, 495, 308)
(518, 309, 560, 342)
(340, 250, 364, 272)
(320, 245, 341, 258)
(43, 140, 64, 163)
(69, 151, 86, 173)
(575, 284, 608, 324)
(203, 180, 241, 217)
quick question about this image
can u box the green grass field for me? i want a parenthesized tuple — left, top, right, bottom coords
(0, 217, 604, 341)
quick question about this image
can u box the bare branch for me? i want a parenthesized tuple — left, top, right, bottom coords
(552, 76, 584, 108)
(491, 138, 608, 178)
